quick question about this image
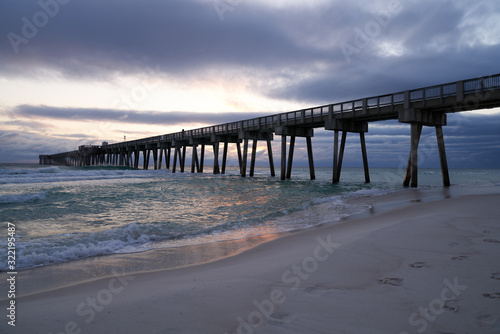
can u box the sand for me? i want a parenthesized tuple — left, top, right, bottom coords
(3, 190, 500, 333)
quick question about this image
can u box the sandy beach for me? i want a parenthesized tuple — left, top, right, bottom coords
(4, 189, 500, 333)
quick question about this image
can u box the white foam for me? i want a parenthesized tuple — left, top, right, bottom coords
(36, 166, 62, 174)
(0, 166, 156, 185)
(348, 188, 392, 198)
(0, 192, 46, 204)
(0, 222, 166, 270)
(312, 195, 342, 205)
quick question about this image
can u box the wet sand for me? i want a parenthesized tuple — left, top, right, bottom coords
(3, 189, 500, 333)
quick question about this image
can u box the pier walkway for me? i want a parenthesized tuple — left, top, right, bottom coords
(40, 74, 500, 187)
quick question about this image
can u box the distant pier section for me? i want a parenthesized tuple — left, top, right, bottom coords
(40, 74, 500, 187)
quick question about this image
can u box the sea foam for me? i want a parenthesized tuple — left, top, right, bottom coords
(0, 192, 46, 204)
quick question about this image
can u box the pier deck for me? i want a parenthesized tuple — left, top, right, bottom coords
(40, 74, 500, 187)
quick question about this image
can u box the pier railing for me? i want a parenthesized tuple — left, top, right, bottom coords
(102, 73, 500, 150)
(39, 73, 500, 187)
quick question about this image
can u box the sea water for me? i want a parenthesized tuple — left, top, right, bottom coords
(1, 163, 499, 271)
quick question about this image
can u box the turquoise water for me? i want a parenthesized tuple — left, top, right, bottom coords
(1, 163, 499, 270)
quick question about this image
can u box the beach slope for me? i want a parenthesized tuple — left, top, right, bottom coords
(6, 193, 500, 333)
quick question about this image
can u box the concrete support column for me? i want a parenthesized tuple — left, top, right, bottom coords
(360, 133, 370, 183)
(191, 145, 200, 173)
(241, 139, 249, 177)
(336, 131, 347, 182)
(266, 138, 275, 177)
(151, 150, 157, 169)
(436, 125, 451, 187)
(236, 141, 243, 174)
(213, 143, 220, 175)
(326, 119, 369, 184)
(332, 130, 339, 183)
(142, 150, 147, 170)
(286, 136, 295, 179)
(281, 135, 287, 180)
(134, 151, 140, 169)
(172, 146, 181, 173)
(221, 142, 228, 174)
(249, 139, 258, 177)
(306, 136, 315, 181)
(403, 123, 423, 188)
(200, 144, 205, 173)
(166, 147, 171, 170)
(158, 148, 163, 169)
(181, 146, 186, 173)
(400, 109, 449, 188)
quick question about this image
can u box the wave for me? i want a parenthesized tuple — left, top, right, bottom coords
(0, 192, 378, 270)
(0, 222, 187, 270)
(5, 215, 285, 270)
(0, 165, 155, 185)
(348, 188, 393, 197)
(0, 182, 394, 269)
(77, 166, 138, 171)
(0, 166, 61, 175)
(0, 192, 46, 204)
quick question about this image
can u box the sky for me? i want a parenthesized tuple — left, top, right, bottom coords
(1, 0, 500, 168)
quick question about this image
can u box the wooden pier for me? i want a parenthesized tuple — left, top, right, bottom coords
(40, 74, 500, 187)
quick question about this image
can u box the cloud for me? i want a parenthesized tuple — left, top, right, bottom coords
(0, 130, 82, 163)
(1, 0, 500, 167)
(0, 0, 314, 79)
(2, 112, 499, 168)
(10, 105, 269, 126)
(2, 0, 498, 102)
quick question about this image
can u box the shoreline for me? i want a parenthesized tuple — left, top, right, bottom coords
(2, 185, 432, 298)
(3, 185, 500, 332)
(6, 183, 500, 299)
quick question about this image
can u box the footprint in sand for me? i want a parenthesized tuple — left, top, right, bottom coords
(475, 314, 499, 330)
(409, 261, 429, 268)
(378, 277, 404, 286)
(268, 312, 294, 326)
(443, 299, 460, 312)
(491, 273, 500, 280)
(303, 284, 333, 296)
(483, 292, 500, 299)
(484, 238, 500, 243)
(451, 255, 469, 261)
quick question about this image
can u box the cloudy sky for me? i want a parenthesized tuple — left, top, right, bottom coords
(1, 0, 499, 168)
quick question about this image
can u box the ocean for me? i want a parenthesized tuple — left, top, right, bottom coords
(1, 163, 500, 274)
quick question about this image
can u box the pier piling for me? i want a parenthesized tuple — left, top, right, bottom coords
(39, 74, 500, 187)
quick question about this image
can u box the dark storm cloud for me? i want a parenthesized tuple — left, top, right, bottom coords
(279, 0, 500, 103)
(0, 0, 325, 78)
(10, 104, 269, 126)
(2, 0, 496, 97)
(4, 106, 500, 168)
(0, 130, 81, 163)
(362, 114, 500, 168)
(298, 114, 500, 168)
(1, 0, 500, 167)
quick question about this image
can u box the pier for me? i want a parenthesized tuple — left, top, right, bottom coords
(40, 74, 500, 187)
